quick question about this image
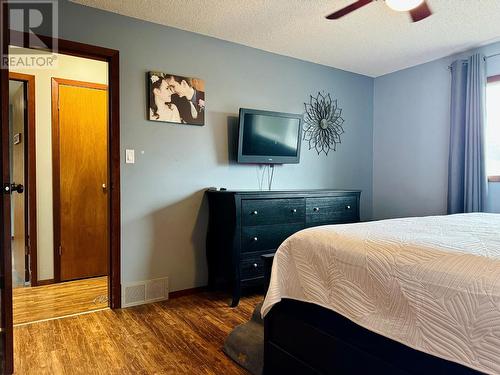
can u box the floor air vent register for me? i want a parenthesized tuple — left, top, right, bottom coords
(122, 277, 169, 307)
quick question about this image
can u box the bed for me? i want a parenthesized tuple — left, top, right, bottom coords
(262, 213, 500, 375)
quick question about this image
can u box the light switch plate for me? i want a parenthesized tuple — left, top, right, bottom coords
(125, 149, 135, 164)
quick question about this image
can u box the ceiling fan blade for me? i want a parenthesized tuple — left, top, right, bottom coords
(326, 0, 374, 20)
(409, 1, 432, 22)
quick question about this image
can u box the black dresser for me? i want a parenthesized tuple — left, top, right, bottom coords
(205, 189, 361, 306)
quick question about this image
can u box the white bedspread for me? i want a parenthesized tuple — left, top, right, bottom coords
(262, 213, 500, 374)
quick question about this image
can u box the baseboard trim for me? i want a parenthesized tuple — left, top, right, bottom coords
(36, 279, 55, 286)
(169, 286, 207, 299)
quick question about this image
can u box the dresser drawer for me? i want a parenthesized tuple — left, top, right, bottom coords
(240, 255, 265, 281)
(306, 196, 358, 225)
(241, 198, 305, 226)
(241, 223, 303, 253)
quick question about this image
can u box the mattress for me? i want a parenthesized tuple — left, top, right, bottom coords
(262, 213, 500, 374)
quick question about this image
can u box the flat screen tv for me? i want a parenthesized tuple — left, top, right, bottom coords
(237, 108, 302, 164)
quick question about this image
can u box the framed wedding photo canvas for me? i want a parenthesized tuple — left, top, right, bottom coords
(148, 71, 205, 126)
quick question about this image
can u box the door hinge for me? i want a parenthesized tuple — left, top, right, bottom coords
(59, 245, 62, 256)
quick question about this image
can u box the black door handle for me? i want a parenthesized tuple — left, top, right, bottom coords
(10, 183, 24, 194)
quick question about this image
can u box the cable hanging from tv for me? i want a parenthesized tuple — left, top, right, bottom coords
(257, 164, 276, 191)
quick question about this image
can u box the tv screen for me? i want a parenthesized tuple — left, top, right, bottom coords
(237, 108, 302, 164)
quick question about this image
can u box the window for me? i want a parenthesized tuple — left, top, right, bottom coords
(486, 76, 500, 181)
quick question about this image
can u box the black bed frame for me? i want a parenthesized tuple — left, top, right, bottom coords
(260, 245, 484, 374)
(263, 300, 483, 375)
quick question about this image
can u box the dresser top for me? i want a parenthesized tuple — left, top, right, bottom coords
(206, 188, 361, 196)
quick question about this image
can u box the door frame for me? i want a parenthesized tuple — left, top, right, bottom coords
(0, 1, 14, 373)
(4, 31, 121, 309)
(51, 77, 109, 283)
(8, 72, 36, 287)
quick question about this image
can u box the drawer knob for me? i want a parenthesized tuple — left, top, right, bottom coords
(346, 205, 352, 210)
(252, 263, 258, 268)
(253, 237, 258, 242)
(251, 210, 258, 215)
(313, 207, 320, 212)
(291, 208, 297, 213)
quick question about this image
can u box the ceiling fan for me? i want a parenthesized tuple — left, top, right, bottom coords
(326, 0, 432, 22)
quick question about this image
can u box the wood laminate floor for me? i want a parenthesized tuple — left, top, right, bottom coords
(13, 276, 108, 325)
(14, 292, 261, 374)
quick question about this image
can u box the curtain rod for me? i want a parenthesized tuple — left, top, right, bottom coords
(447, 52, 500, 70)
(485, 52, 500, 59)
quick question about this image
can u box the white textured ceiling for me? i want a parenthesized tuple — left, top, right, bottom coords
(71, 0, 500, 77)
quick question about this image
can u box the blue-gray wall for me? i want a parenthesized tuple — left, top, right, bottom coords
(373, 42, 500, 219)
(56, 1, 374, 291)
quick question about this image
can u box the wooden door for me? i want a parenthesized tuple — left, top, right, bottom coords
(9, 82, 26, 287)
(52, 78, 109, 282)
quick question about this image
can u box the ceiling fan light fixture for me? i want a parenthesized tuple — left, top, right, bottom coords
(385, 0, 424, 12)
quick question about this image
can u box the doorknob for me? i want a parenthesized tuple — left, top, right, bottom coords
(4, 183, 24, 194)
(12, 183, 24, 193)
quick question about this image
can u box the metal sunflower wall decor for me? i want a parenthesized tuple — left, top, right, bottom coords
(303, 92, 345, 156)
